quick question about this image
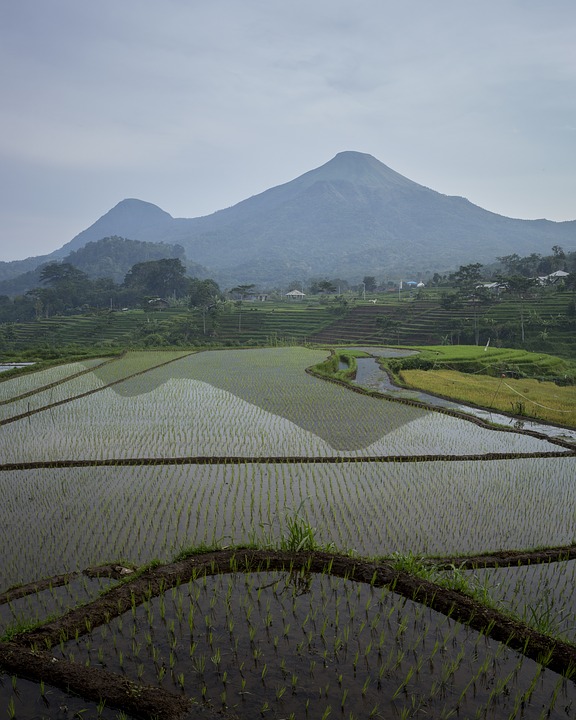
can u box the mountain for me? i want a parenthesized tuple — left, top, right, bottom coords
(59, 200, 177, 254)
(2, 152, 575, 287)
(0, 202, 178, 287)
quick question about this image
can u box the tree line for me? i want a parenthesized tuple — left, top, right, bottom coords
(0, 259, 222, 324)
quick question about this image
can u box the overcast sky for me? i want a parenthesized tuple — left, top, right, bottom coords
(1, 0, 575, 261)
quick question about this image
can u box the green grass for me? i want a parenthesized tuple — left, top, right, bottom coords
(401, 369, 576, 427)
(310, 291, 576, 358)
(390, 344, 576, 377)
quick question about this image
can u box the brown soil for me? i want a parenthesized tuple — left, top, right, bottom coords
(426, 543, 576, 570)
(0, 643, 193, 719)
(0, 572, 79, 604)
(0, 448, 573, 474)
(2, 547, 576, 719)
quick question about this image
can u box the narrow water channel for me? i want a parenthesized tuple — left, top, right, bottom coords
(344, 348, 576, 445)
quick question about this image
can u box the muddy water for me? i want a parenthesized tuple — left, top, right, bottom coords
(0, 363, 35, 373)
(0, 576, 116, 637)
(56, 571, 576, 719)
(0, 675, 123, 719)
(468, 559, 576, 644)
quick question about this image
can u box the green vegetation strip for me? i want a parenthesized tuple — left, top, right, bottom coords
(4, 549, 576, 690)
(4, 545, 575, 607)
(0, 351, 195, 427)
(0, 573, 79, 605)
(0, 449, 573, 473)
(419, 545, 576, 571)
(401, 369, 576, 428)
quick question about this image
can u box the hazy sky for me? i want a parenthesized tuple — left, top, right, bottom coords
(1, 0, 575, 261)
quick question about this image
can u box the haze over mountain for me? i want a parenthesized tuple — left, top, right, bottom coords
(2, 152, 575, 288)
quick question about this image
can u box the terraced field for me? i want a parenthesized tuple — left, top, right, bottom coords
(0, 348, 574, 719)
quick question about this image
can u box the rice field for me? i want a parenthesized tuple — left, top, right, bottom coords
(0, 458, 575, 592)
(0, 347, 574, 719)
(401, 368, 576, 428)
(0, 357, 107, 403)
(53, 570, 576, 720)
(0, 349, 565, 462)
(0, 575, 116, 637)
(0, 674, 122, 720)
(0, 350, 191, 425)
(468, 560, 576, 644)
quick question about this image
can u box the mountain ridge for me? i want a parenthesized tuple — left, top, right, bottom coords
(2, 152, 575, 287)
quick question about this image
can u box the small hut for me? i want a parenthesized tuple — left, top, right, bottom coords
(285, 289, 306, 301)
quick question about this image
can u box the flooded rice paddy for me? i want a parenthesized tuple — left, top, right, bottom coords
(0, 347, 574, 718)
(50, 570, 576, 719)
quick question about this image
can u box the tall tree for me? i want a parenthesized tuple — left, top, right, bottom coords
(35, 262, 91, 314)
(123, 258, 189, 298)
(189, 278, 221, 308)
(363, 276, 377, 292)
(449, 263, 484, 293)
(309, 279, 337, 294)
(449, 264, 491, 345)
(496, 274, 537, 343)
(229, 284, 256, 300)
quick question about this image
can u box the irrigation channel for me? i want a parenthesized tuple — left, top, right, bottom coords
(347, 348, 576, 445)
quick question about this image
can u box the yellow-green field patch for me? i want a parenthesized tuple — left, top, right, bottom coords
(401, 369, 576, 427)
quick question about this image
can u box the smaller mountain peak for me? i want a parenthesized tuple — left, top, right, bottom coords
(109, 199, 173, 220)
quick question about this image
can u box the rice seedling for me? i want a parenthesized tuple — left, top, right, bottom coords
(470, 560, 576, 643)
(5, 453, 574, 594)
(1, 347, 574, 718)
(0, 358, 107, 404)
(0, 346, 563, 466)
(43, 569, 576, 719)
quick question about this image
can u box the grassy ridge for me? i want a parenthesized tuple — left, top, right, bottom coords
(377, 344, 576, 428)
(401, 369, 576, 427)
(389, 344, 576, 379)
(310, 345, 576, 428)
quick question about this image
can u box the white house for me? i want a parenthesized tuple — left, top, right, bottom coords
(537, 270, 570, 285)
(285, 289, 306, 301)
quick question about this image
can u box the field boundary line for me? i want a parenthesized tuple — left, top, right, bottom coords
(4, 544, 575, 605)
(305, 365, 576, 451)
(0, 353, 123, 407)
(9, 549, 576, 687)
(0, 642, 192, 719)
(0, 449, 573, 472)
(418, 545, 576, 570)
(0, 351, 195, 427)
